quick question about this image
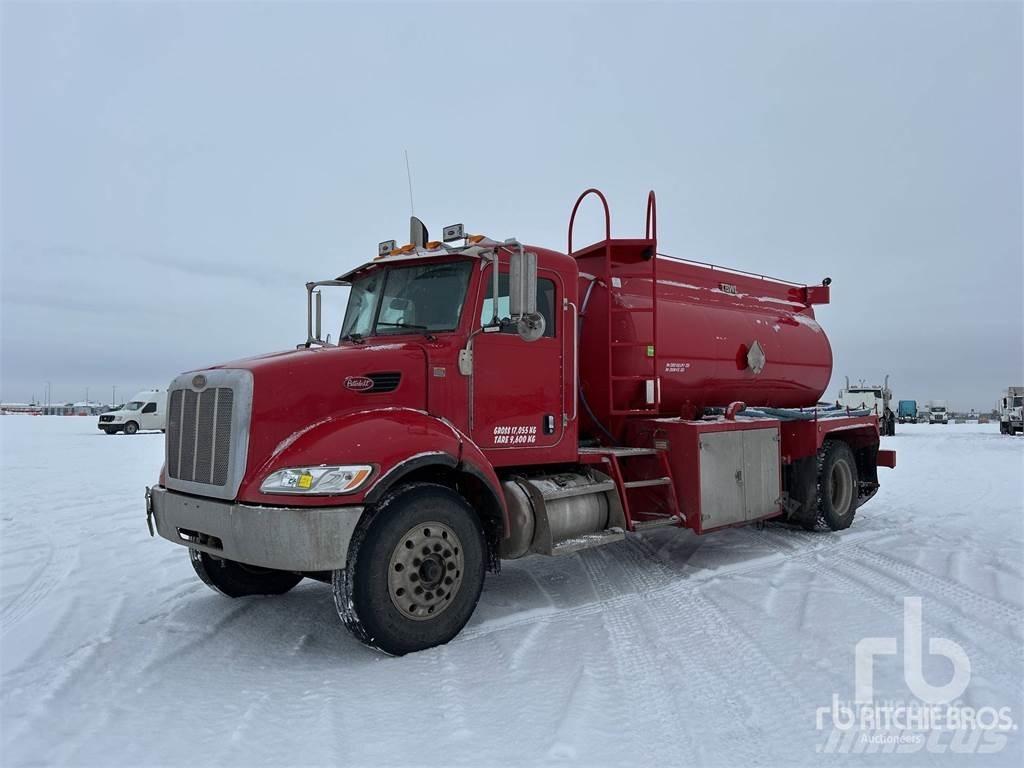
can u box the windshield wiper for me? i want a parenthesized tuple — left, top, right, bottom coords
(376, 322, 428, 330)
(340, 332, 365, 344)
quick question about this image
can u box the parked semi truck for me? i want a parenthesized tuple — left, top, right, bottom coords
(145, 189, 896, 655)
(927, 400, 950, 424)
(837, 377, 896, 436)
(999, 387, 1023, 435)
(897, 400, 917, 424)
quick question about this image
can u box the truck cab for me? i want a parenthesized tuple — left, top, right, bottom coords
(837, 377, 895, 435)
(999, 388, 1023, 434)
(927, 400, 949, 424)
(99, 390, 166, 434)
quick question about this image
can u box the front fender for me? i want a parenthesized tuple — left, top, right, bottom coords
(239, 409, 506, 527)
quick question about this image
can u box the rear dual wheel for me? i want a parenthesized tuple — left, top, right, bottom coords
(814, 440, 859, 531)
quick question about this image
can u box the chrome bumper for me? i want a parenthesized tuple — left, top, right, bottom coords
(148, 486, 363, 571)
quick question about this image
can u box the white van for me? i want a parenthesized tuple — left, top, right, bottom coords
(97, 390, 167, 434)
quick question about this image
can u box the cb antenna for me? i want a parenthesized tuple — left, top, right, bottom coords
(404, 149, 415, 217)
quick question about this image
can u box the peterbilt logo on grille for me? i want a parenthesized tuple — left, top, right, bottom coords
(191, 374, 207, 389)
(344, 376, 375, 392)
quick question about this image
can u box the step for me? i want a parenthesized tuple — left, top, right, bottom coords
(551, 528, 625, 556)
(579, 447, 659, 457)
(541, 480, 617, 501)
(631, 515, 682, 531)
(623, 477, 672, 489)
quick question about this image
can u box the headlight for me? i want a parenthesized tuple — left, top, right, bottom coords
(259, 465, 373, 495)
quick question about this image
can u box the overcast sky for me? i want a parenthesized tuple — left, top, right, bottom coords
(2, 1, 1021, 411)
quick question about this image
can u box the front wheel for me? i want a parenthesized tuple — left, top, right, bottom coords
(190, 550, 303, 597)
(124, 421, 139, 435)
(333, 483, 486, 655)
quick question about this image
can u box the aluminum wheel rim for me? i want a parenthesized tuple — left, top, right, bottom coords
(388, 522, 465, 621)
(830, 459, 853, 515)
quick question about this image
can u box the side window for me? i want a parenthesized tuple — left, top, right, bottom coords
(480, 273, 557, 337)
(142, 402, 157, 414)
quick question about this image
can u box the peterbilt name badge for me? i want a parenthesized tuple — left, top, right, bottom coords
(344, 376, 375, 392)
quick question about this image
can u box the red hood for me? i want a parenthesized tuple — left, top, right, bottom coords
(209, 341, 429, 477)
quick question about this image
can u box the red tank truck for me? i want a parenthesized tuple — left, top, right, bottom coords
(146, 189, 895, 655)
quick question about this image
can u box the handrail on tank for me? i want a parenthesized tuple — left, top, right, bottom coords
(568, 188, 611, 256)
(655, 251, 807, 288)
(645, 190, 657, 240)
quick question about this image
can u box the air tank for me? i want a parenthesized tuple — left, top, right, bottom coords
(574, 244, 833, 441)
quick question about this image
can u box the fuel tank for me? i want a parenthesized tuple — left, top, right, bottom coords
(574, 241, 832, 440)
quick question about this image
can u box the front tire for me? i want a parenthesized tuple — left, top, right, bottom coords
(333, 483, 486, 655)
(190, 550, 303, 597)
(124, 421, 139, 435)
(816, 440, 860, 531)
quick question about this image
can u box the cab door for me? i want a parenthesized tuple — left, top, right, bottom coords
(470, 268, 567, 464)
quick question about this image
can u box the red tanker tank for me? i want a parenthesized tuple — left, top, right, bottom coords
(570, 189, 833, 442)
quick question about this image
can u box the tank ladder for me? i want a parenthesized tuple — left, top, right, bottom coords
(579, 446, 683, 531)
(569, 189, 662, 417)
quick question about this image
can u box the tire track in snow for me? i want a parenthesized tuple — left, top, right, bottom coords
(624, 535, 810, 760)
(576, 544, 699, 767)
(755, 531, 1023, 685)
(847, 544, 1024, 625)
(0, 541, 62, 637)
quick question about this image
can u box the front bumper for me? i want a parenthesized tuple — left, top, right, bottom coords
(148, 486, 363, 571)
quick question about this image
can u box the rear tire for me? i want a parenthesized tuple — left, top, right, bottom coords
(816, 440, 859, 531)
(124, 421, 139, 435)
(333, 483, 486, 656)
(190, 550, 303, 597)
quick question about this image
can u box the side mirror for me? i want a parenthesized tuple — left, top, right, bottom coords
(508, 245, 544, 341)
(508, 246, 537, 317)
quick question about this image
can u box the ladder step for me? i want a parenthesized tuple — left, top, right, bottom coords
(551, 528, 625, 556)
(632, 515, 682, 531)
(623, 477, 672, 489)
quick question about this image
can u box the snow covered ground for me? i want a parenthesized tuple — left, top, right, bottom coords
(1, 417, 1021, 766)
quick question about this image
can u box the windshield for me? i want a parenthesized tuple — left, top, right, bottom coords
(123, 401, 143, 411)
(341, 261, 472, 339)
(932, 407, 946, 412)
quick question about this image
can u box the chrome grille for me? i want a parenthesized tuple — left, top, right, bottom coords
(167, 387, 235, 486)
